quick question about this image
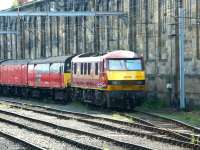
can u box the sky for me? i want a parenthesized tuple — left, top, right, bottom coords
(0, 0, 13, 10)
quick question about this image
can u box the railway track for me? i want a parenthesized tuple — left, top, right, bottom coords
(0, 109, 150, 150)
(118, 110, 200, 144)
(0, 114, 103, 150)
(0, 130, 45, 150)
(0, 99, 154, 150)
(0, 98, 198, 149)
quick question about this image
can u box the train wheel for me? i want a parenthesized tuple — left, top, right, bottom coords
(7, 87, 11, 97)
(63, 89, 69, 104)
(53, 89, 61, 103)
(94, 91, 104, 106)
(1, 86, 5, 96)
(16, 87, 22, 97)
(106, 94, 111, 109)
(128, 96, 135, 110)
(21, 88, 27, 99)
(65, 88, 72, 103)
(53, 89, 67, 104)
(29, 88, 33, 99)
(81, 90, 85, 103)
(72, 88, 81, 102)
(52, 89, 55, 101)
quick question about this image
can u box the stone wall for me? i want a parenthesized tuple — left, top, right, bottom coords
(0, 0, 200, 106)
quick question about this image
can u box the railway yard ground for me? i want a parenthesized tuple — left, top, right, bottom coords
(2, 97, 199, 128)
(135, 100, 200, 128)
(1, 1, 200, 150)
(0, 97, 199, 150)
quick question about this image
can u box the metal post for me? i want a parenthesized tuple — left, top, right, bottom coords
(179, 8, 185, 110)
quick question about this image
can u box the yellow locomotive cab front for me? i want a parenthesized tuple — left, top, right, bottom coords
(104, 58, 146, 91)
(106, 71, 145, 91)
(107, 70, 145, 81)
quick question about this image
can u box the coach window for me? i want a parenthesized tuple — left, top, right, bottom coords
(34, 64, 39, 73)
(73, 63, 77, 74)
(88, 63, 91, 75)
(50, 63, 60, 73)
(36, 64, 42, 73)
(95, 63, 98, 75)
(81, 63, 84, 75)
(45, 64, 50, 73)
(84, 63, 87, 75)
(28, 64, 34, 72)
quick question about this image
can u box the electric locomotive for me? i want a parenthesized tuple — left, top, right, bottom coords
(71, 50, 145, 109)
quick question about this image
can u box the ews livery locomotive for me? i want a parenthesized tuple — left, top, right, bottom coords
(71, 50, 145, 109)
(0, 50, 145, 109)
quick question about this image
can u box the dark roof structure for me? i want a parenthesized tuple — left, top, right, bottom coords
(78, 52, 107, 58)
(0, 55, 75, 65)
(29, 55, 74, 64)
(1, 59, 30, 65)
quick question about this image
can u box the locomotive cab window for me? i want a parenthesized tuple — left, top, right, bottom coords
(108, 59, 142, 71)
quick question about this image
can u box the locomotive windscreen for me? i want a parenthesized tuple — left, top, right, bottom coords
(108, 59, 142, 71)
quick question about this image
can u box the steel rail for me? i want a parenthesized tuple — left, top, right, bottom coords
(119, 111, 200, 143)
(135, 110, 200, 134)
(0, 130, 45, 150)
(0, 116, 103, 150)
(0, 109, 151, 150)
(0, 99, 154, 127)
(7, 103, 193, 143)
(0, 100, 194, 142)
(0, 100, 193, 141)
(0, 100, 199, 149)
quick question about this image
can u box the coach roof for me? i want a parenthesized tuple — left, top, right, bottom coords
(29, 55, 74, 64)
(0, 59, 30, 65)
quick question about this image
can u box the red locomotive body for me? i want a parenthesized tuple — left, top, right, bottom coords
(71, 54, 102, 89)
(71, 50, 145, 109)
